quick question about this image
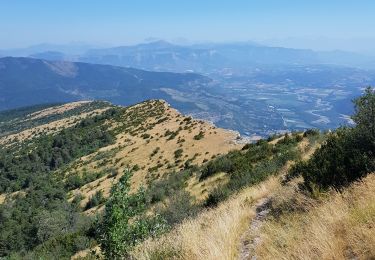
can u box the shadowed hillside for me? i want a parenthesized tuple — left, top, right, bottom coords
(0, 57, 209, 111)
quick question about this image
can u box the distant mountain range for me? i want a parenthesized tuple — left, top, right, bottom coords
(2, 41, 374, 72)
(1, 41, 375, 73)
(2, 56, 375, 137)
(0, 57, 208, 111)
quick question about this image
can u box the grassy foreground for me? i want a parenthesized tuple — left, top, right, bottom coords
(257, 173, 375, 259)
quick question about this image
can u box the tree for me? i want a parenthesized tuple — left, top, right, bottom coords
(100, 169, 167, 258)
(352, 86, 375, 139)
(291, 87, 375, 190)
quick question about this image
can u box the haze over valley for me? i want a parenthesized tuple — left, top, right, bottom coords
(1, 41, 375, 137)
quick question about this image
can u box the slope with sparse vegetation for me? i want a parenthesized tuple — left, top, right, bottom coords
(0, 98, 240, 258)
(130, 87, 374, 260)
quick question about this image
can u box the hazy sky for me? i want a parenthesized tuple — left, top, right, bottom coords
(1, 0, 375, 51)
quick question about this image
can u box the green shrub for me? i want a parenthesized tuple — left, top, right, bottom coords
(157, 190, 199, 225)
(292, 88, 375, 190)
(303, 129, 320, 137)
(141, 133, 151, 139)
(174, 148, 183, 159)
(242, 143, 258, 150)
(193, 131, 205, 140)
(298, 128, 374, 190)
(200, 156, 235, 180)
(150, 147, 160, 157)
(204, 188, 229, 207)
(72, 194, 84, 208)
(203, 138, 300, 206)
(85, 190, 105, 210)
(295, 135, 303, 142)
(146, 170, 191, 204)
(100, 170, 167, 258)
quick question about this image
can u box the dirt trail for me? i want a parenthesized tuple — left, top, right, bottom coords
(239, 197, 271, 260)
(238, 138, 321, 259)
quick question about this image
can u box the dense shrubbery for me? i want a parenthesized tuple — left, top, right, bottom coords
(200, 156, 235, 180)
(65, 171, 105, 190)
(157, 190, 199, 226)
(0, 110, 115, 193)
(204, 136, 301, 206)
(0, 108, 119, 258)
(288, 87, 375, 190)
(0, 173, 95, 258)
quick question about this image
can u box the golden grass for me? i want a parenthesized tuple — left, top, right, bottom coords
(256, 173, 375, 260)
(0, 190, 26, 205)
(131, 176, 280, 260)
(26, 101, 90, 120)
(68, 101, 241, 210)
(0, 107, 109, 145)
(185, 172, 229, 202)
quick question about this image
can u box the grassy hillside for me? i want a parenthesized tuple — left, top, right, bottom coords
(129, 87, 374, 260)
(130, 134, 321, 259)
(256, 173, 375, 259)
(0, 99, 241, 258)
(0, 87, 374, 259)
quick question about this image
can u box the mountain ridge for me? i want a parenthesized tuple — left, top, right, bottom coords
(0, 56, 209, 111)
(18, 40, 375, 72)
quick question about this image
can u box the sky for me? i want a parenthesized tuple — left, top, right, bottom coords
(1, 0, 375, 52)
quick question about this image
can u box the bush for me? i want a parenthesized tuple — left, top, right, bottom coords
(193, 131, 205, 140)
(203, 138, 300, 206)
(174, 148, 183, 159)
(295, 135, 303, 142)
(72, 194, 84, 208)
(150, 147, 160, 157)
(100, 170, 167, 258)
(200, 156, 235, 180)
(299, 128, 374, 190)
(146, 170, 191, 204)
(242, 143, 255, 150)
(204, 188, 229, 207)
(85, 190, 105, 210)
(157, 190, 199, 225)
(277, 133, 297, 145)
(141, 133, 150, 139)
(303, 129, 320, 137)
(132, 164, 140, 171)
(293, 88, 375, 190)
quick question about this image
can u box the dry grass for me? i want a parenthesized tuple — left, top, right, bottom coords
(131, 176, 280, 260)
(0, 107, 109, 145)
(186, 172, 229, 202)
(68, 101, 241, 210)
(26, 101, 90, 120)
(256, 173, 375, 260)
(0, 190, 26, 205)
(1, 99, 240, 212)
